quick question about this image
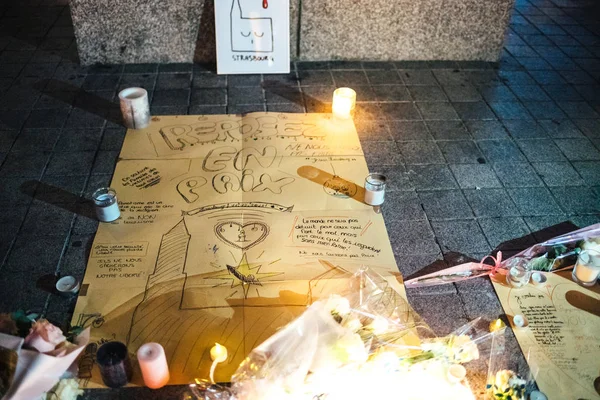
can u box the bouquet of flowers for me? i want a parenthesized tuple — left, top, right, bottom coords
(405, 223, 600, 287)
(187, 268, 503, 400)
(0, 312, 89, 400)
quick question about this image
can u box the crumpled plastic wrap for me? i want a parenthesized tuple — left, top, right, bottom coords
(405, 223, 600, 287)
(186, 268, 502, 400)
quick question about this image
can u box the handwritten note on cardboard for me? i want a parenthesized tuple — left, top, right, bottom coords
(492, 272, 600, 399)
(72, 113, 408, 387)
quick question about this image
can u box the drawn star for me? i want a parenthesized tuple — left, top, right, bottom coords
(204, 253, 283, 298)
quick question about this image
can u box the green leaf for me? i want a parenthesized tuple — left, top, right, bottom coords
(553, 244, 568, 256)
(10, 310, 34, 337)
(529, 255, 552, 271)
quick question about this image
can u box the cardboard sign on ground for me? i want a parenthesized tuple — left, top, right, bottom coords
(72, 113, 408, 386)
(492, 272, 600, 400)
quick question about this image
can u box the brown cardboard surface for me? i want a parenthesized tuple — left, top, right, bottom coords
(73, 113, 407, 387)
(492, 272, 600, 400)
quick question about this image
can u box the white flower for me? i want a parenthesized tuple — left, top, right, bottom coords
(341, 316, 363, 332)
(324, 295, 351, 317)
(495, 369, 513, 388)
(581, 239, 600, 266)
(451, 335, 479, 363)
(365, 316, 389, 335)
(581, 238, 600, 253)
(45, 379, 83, 400)
(335, 332, 368, 364)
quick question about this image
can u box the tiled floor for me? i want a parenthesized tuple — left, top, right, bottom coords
(1, 0, 600, 398)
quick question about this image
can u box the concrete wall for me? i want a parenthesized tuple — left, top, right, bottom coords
(71, 0, 514, 65)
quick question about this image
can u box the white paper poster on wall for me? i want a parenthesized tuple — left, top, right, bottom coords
(215, 0, 290, 74)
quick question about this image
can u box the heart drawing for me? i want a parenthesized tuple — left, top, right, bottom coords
(214, 221, 270, 251)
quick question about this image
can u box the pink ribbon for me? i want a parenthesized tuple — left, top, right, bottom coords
(480, 251, 504, 276)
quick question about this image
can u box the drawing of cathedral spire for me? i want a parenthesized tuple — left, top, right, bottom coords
(128, 219, 190, 345)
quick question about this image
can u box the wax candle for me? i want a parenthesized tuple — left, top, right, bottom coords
(55, 276, 80, 295)
(512, 314, 528, 328)
(364, 173, 386, 206)
(96, 341, 133, 388)
(332, 88, 356, 119)
(209, 343, 228, 383)
(137, 343, 170, 389)
(119, 87, 150, 129)
(210, 343, 227, 363)
(530, 390, 548, 400)
(489, 319, 505, 333)
(92, 187, 120, 222)
(572, 250, 600, 287)
(531, 272, 546, 286)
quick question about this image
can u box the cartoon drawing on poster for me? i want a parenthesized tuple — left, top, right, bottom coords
(71, 112, 410, 387)
(230, 0, 273, 53)
(215, 0, 289, 74)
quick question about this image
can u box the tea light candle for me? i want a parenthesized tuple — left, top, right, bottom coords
(447, 364, 467, 384)
(92, 187, 121, 222)
(512, 314, 528, 328)
(364, 173, 386, 206)
(55, 275, 80, 295)
(332, 87, 356, 119)
(210, 343, 227, 363)
(531, 272, 546, 286)
(137, 343, 170, 389)
(209, 343, 228, 383)
(119, 87, 150, 129)
(489, 318, 506, 333)
(529, 390, 548, 400)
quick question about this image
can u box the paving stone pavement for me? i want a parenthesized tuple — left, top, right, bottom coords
(0, 0, 599, 398)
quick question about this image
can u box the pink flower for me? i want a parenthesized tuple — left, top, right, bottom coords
(24, 319, 66, 353)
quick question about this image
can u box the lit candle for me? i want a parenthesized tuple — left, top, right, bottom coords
(332, 87, 356, 119)
(137, 343, 170, 389)
(209, 343, 228, 383)
(489, 319, 506, 333)
(572, 249, 600, 287)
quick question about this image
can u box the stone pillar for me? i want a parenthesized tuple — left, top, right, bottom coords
(297, 0, 514, 61)
(70, 0, 205, 65)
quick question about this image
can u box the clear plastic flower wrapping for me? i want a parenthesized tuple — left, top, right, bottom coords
(185, 268, 509, 400)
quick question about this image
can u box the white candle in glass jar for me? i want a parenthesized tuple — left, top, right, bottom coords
(364, 173, 386, 206)
(332, 88, 356, 119)
(573, 250, 600, 286)
(93, 187, 121, 222)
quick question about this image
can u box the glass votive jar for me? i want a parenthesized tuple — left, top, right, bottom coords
(92, 187, 121, 222)
(572, 249, 600, 287)
(364, 173, 386, 206)
(332, 87, 356, 119)
(96, 341, 133, 388)
(507, 257, 533, 288)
